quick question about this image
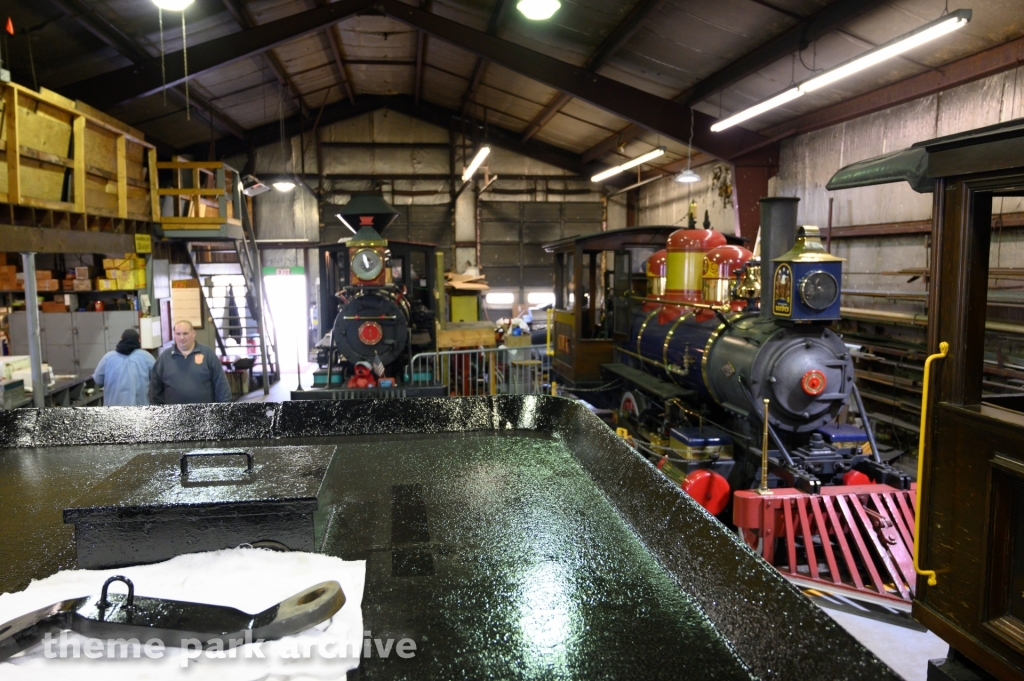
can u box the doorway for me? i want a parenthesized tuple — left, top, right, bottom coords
(263, 272, 308, 374)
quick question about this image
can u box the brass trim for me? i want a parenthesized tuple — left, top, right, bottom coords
(663, 312, 693, 385)
(700, 314, 740, 404)
(636, 308, 660, 361)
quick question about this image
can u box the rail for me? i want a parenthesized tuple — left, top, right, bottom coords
(410, 345, 551, 396)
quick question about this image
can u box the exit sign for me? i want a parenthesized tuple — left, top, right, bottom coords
(263, 266, 304, 276)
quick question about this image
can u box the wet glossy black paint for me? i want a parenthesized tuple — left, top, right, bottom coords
(0, 396, 899, 680)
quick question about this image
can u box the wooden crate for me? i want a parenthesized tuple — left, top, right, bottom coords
(0, 83, 157, 221)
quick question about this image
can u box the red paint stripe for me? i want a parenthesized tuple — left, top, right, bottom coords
(836, 494, 886, 595)
(797, 496, 819, 580)
(823, 495, 863, 590)
(783, 498, 797, 575)
(810, 497, 840, 585)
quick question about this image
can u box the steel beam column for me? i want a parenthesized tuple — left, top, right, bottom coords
(20, 253, 46, 408)
(732, 165, 776, 244)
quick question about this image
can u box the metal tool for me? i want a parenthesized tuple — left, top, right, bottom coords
(0, 576, 344, 661)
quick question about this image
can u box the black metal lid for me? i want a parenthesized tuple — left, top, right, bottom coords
(63, 445, 337, 524)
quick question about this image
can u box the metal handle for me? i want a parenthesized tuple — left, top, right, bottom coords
(914, 341, 949, 587)
(98, 575, 134, 609)
(180, 450, 254, 477)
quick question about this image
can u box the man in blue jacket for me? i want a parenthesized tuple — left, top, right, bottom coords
(150, 320, 232, 404)
(93, 328, 156, 406)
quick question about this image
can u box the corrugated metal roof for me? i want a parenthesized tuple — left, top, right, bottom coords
(3, 0, 1022, 173)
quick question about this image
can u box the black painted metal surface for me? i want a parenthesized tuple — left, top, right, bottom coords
(0, 396, 900, 680)
(63, 445, 340, 568)
(0, 578, 344, 660)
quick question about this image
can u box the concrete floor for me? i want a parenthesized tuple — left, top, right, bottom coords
(821, 606, 948, 681)
(234, 381, 952, 680)
(237, 366, 318, 402)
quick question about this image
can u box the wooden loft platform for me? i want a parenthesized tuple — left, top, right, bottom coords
(0, 81, 159, 254)
(156, 160, 248, 241)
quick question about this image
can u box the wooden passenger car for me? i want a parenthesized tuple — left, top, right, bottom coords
(543, 227, 676, 385)
(828, 118, 1024, 680)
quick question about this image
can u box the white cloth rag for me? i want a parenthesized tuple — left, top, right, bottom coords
(0, 548, 366, 681)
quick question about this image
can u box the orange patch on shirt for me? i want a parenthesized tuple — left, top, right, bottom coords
(194, 353, 204, 364)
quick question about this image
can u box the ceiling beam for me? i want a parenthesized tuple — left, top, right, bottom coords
(59, 0, 375, 109)
(313, 0, 356, 105)
(45, 0, 246, 139)
(389, 95, 587, 175)
(201, 94, 590, 177)
(520, 0, 668, 142)
(378, 0, 767, 163)
(459, 0, 509, 117)
(220, 0, 311, 117)
(580, 0, 888, 164)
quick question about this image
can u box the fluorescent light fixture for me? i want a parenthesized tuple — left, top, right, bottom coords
(801, 10, 971, 92)
(517, 0, 560, 20)
(336, 214, 357, 234)
(710, 88, 803, 132)
(591, 147, 665, 183)
(272, 180, 296, 192)
(152, 0, 194, 10)
(711, 9, 971, 132)
(674, 169, 700, 183)
(462, 146, 491, 182)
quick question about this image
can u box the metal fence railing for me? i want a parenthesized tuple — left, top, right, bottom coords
(409, 344, 552, 397)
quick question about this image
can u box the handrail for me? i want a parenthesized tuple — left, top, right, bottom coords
(630, 296, 731, 312)
(546, 308, 554, 356)
(914, 340, 949, 587)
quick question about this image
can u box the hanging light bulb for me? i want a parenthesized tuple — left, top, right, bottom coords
(517, 0, 561, 20)
(272, 180, 296, 193)
(674, 169, 700, 183)
(152, 0, 194, 10)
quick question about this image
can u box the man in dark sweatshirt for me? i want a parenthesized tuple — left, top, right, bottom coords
(150, 320, 232, 404)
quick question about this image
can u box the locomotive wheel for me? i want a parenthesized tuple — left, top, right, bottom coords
(620, 391, 647, 418)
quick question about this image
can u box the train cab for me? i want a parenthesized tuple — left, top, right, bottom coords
(542, 227, 677, 385)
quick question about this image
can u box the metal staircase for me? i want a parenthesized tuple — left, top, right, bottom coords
(184, 235, 280, 391)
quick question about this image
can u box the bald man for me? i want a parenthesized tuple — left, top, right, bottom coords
(150, 320, 232, 405)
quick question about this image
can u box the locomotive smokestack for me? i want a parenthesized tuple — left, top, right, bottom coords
(758, 197, 799, 319)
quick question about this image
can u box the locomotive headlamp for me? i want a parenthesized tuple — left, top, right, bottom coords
(351, 248, 384, 281)
(799, 270, 839, 310)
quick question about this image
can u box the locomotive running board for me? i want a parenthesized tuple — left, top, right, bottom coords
(733, 484, 917, 605)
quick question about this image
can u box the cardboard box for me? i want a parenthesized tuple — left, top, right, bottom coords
(58, 294, 79, 309)
(0, 265, 15, 277)
(41, 302, 68, 313)
(171, 279, 200, 289)
(75, 266, 94, 280)
(35, 270, 52, 280)
(0, 253, 6, 266)
(62, 279, 74, 291)
(0, 277, 15, 291)
(102, 258, 115, 269)
(115, 259, 132, 271)
(95, 278, 116, 291)
(37, 279, 60, 291)
(115, 269, 145, 290)
(105, 269, 119, 279)
(72, 279, 93, 291)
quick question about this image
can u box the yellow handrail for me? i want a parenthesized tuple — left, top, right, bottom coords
(914, 340, 948, 587)
(546, 308, 554, 356)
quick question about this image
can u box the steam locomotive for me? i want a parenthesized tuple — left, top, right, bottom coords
(303, 195, 439, 395)
(564, 198, 910, 517)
